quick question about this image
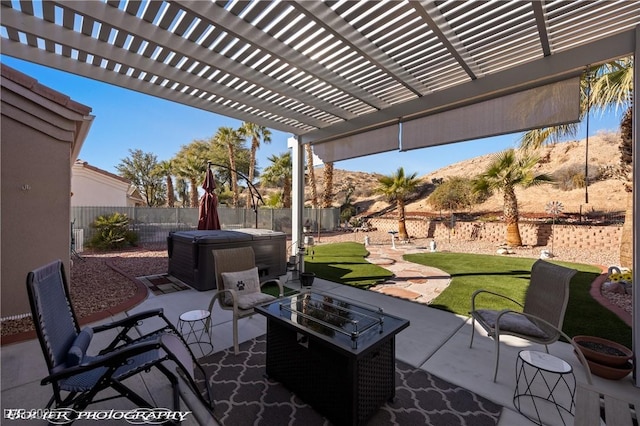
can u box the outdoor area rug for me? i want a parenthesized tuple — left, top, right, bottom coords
(196, 335, 502, 426)
(138, 274, 191, 295)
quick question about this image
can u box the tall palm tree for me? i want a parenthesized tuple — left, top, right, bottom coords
(474, 149, 553, 246)
(156, 160, 175, 207)
(375, 167, 421, 240)
(321, 162, 334, 208)
(240, 122, 271, 204)
(261, 152, 292, 208)
(305, 143, 318, 207)
(214, 127, 244, 207)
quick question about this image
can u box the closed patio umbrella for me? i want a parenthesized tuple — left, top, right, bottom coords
(197, 163, 221, 230)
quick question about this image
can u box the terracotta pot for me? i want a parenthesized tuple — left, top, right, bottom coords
(584, 358, 633, 380)
(573, 335, 633, 367)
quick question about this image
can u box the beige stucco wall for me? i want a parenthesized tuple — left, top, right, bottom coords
(71, 163, 132, 207)
(1, 65, 93, 318)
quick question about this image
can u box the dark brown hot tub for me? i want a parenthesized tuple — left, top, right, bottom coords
(167, 229, 287, 291)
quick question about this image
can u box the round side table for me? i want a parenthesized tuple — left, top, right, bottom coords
(178, 309, 213, 356)
(513, 350, 576, 426)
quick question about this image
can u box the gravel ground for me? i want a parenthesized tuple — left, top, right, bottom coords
(2, 234, 630, 338)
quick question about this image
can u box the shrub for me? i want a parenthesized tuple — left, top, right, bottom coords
(428, 176, 487, 211)
(88, 212, 138, 250)
(554, 164, 601, 191)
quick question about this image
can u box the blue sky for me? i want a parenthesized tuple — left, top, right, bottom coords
(1, 56, 624, 177)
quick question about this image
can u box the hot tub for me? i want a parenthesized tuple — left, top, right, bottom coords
(167, 229, 287, 291)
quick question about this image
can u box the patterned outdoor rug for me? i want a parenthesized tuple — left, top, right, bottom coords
(196, 335, 502, 426)
(138, 274, 191, 295)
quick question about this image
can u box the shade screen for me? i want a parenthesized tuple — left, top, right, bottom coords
(312, 124, 399, 163)
(402, 78, 580, 150)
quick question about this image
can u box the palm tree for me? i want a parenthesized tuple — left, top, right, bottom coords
(239, 122, 271, 205)
(375, 167, 421, 240)
(305, 144, 318, 207)
(519, 58, 633, 261)
(175, 177, 189, 207)
(474, 149, 553, 246)
(261, 152, 292, 208)
(214, 127, 244, 207)
(156, 160, 175, 207)
(322, 162, 334, 208)
(176, 156, 205, 207)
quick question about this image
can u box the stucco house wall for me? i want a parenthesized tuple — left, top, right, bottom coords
(71, 160, 144, 207)
(1, 64, 94, 318)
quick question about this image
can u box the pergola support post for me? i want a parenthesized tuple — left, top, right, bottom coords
(289, 136, 304, 260)
(633, 25, 639, 388)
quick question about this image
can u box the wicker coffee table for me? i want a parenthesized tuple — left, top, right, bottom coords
(255, 291, 410, 426)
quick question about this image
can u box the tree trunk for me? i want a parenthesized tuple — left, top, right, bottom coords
(228, 144, 239, 207)
(322, 162, 334, 208)
(166, 176, 175, 208)
(306, 144, 318, 208)
(619, 190, 633, 268)
(397, 199, 409, 240)
(248, 137, 258, 207)
(190, 178, 199, 207)
(504, 188, 522, 246)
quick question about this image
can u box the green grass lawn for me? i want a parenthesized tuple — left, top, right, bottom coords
(404, 252, 632, 348)
(304, 242, 632, 348)
(303, 242, 393, 288)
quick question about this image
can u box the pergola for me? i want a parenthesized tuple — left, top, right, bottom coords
(1, 0, 638, 384)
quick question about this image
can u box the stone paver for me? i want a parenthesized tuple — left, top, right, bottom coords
(366, 244, 451, 304)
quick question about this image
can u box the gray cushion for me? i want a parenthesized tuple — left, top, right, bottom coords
(476, 309, 549, 339)
(237, 292, 276, 310)
(67, 327, 93, 366)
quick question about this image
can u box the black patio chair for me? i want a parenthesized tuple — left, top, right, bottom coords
(26, 260, 213, 421)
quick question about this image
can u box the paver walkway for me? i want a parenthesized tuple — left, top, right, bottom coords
(365, 243, 451, 304)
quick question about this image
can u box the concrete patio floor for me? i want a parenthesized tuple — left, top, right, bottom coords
(2, 271, 639, 425)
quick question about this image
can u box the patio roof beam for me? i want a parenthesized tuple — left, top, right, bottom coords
(1, 7, 328, 132)
(172, 0, 390, 111)
(410, 0, 482, 81)
(55, 1, 356, 124)
(286, 1, 430, 97)
(531, 1, 551, 57)
(301, 28, 636, 145)
(1, 38, 306, 135)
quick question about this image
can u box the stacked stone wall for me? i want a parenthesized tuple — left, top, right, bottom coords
(368, 217, 622, 252)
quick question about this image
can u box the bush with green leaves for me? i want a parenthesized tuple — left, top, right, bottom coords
(88, 212, 138, 250)
(554, 164, 601, 191)
(428, 176, 487, 211)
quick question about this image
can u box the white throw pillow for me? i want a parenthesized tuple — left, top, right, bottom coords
(221, 267, 260, 306)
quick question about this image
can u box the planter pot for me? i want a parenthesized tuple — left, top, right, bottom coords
(300, 272, 315, 287)
(573, 335, 633, 367)
(584, 358, 633, 380)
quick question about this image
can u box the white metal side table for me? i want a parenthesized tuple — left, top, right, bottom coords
(178, 309, 213, 356)
(513, 350, 576, 426)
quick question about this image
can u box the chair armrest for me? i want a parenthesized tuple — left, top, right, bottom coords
(260, 278, 284, 297)
(470, 289, 524, 312)
(42, 337, 164, 385)
(92, 309, 165, 333)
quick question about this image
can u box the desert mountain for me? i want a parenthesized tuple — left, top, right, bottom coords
(307, 131, 627, 217)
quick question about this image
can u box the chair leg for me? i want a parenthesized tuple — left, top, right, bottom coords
(233, 317, 239, 355)
(469, 317, 476, 348)
(493, 336, 501, 382)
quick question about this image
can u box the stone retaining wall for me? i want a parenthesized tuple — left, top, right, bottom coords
(369, 217, 622, 251)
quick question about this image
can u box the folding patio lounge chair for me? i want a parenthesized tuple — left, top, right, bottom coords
(26, 260, 213, 421)
(205, 246, 283, 354)
(469, 259, 577, 381)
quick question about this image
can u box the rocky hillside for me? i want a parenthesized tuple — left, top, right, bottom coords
(307, 131, 628, 217)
